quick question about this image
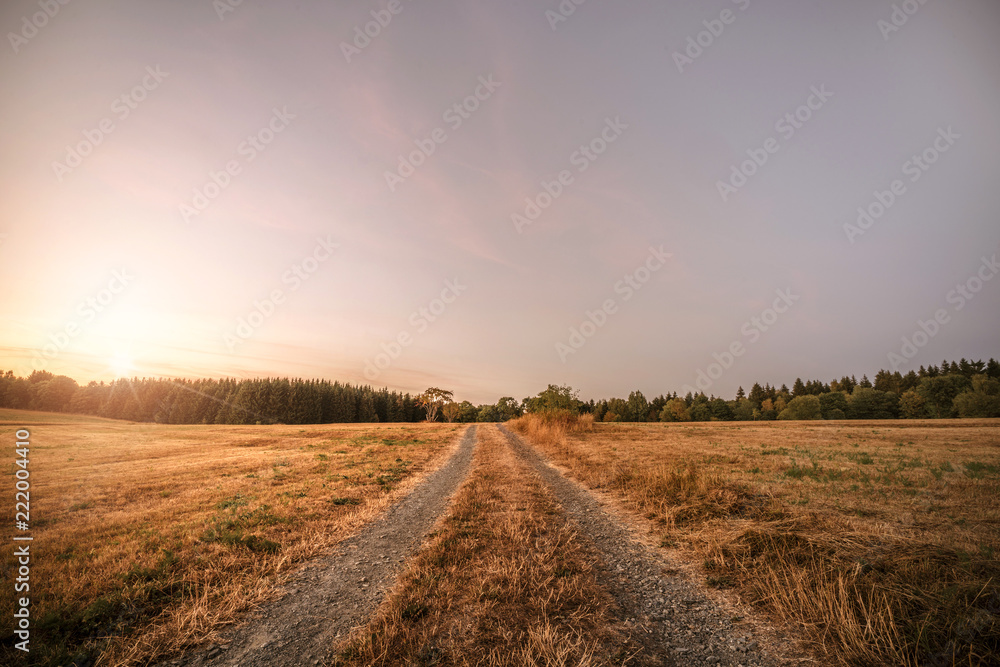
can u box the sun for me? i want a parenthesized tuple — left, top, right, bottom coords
(110, 351, 134, 378)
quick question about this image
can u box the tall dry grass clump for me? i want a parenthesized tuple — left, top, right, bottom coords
(508, 411, 594, 448)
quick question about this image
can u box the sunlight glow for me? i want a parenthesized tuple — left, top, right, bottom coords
(110, 351, 134, 378)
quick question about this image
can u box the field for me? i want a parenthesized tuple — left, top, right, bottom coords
(0, 410, 461, 666)
(511, 415, 1000, 665)
(4, 411, 999, 666)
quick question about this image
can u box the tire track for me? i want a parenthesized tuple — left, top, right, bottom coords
(165, 425, 478, 667)
(332, 423, 646, 665)
(499, 424, 783, 667)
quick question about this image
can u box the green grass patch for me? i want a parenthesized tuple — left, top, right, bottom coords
(847, 451, 875, 465)
(784, 460, 823, 481)
(329, 497, 361, 506)
(963, 461, 1000, 479)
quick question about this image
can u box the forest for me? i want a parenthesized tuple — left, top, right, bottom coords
(584, 357, 1000, 422)
(0, 373, 426, 424)
(1, 356, 997, 425)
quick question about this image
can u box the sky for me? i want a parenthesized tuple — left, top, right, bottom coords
(1, 0, 998, 405)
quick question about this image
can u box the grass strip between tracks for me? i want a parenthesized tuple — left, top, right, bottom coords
(335, 424, 641, 666)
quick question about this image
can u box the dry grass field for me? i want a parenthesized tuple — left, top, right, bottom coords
(6, 408, 998, 667)
(510, 415, 1000, 666)
(0, 409, 461, 666)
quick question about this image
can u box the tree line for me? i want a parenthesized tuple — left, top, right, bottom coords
(0, 372, 429, 424)
(0, 372, 526, 425)
(0, 370, 521, 424)
(579, 357, 1000, 422)
(1, 356, 997, 424)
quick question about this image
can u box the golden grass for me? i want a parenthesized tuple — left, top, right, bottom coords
(0, 407, 125, 425)
(335, 424, 639, 666)
(510, 414, 1000, 666)
(0, 409, 461, 666)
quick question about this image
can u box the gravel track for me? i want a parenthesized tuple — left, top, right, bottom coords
(164, 423, 798, 666)
(165, 425, 477, 667)
(498, 424, 787, 667)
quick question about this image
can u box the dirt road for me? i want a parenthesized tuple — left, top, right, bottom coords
(499, 424, 782, 666)
(166, 425, 478, 667)
(166, 424, 789, 666)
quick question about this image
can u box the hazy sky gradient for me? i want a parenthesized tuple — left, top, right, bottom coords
(2, 0, 998, 404)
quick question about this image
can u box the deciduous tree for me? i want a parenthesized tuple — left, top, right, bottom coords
(417, 387, 453, 422)
(777, 395, 822, 420)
